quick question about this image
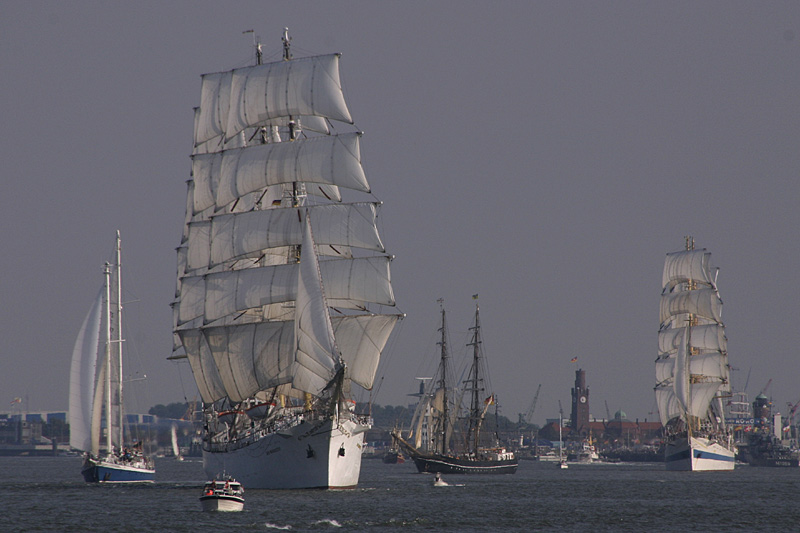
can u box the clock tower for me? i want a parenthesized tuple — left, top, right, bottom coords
(570, 368, 590, 436)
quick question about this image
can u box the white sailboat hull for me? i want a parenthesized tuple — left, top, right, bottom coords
(665, 435, 735, 471)
(202, 417, 367, 489)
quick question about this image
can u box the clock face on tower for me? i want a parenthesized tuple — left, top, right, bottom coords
(580, 396, 586, 404)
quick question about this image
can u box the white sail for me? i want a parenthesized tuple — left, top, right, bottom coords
(195, 70, 233, 147)
(186, 221, 212, 272)
(654, 386, 682, 426)
(177, 256, 394, 325)
(658, 324, 726, 355)
(688, 353, 728, 380)
(689, 382, 724, 419)
(673, 329, 690, 415)
(184, 203, 384, 270)
(293, 213, 340, 396)
(179, 328, 227, 404)
(68, 289, 104, 452)
(225, 54, 352, 141)
(187, 313, 398, 403)
(659, 288, 722, 325)
(171, 424, 181, 458)
(204, 322, 294, 403)
(654, 354, 675, 385)
(662, 249, 716, 290)
(330, 314, 399, 389)
(191, 133, 368, 213)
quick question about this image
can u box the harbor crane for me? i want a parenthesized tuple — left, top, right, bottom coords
(787, 398, 800, 427)
(517, 384, 541, 426)
(759, 379, 772, 396)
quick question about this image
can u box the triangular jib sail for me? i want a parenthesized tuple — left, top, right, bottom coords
(68, 289, 104, 453)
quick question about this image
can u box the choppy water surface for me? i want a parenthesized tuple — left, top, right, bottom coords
(3, 456, 799, 531)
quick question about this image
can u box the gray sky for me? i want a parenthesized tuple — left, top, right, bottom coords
(2, 2, 799, 426)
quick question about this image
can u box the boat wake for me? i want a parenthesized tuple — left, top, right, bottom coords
(312, 519, 342, 528)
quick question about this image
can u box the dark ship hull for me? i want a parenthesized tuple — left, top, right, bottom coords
(738, 439, 800, 468)
(737, 429, 800, 468)
(749, 456, 799, 468)
(412, 453, 518, 474)
(382, 450, 405, 464)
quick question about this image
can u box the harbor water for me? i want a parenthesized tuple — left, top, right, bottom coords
(4, 456, 799, 532)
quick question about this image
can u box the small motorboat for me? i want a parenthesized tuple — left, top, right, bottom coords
(199, 477, 245, 512)
(433, 472, 448, 487)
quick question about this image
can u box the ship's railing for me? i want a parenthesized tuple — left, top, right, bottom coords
(204, 407, 371, 453)
(205, 412, 307, 453)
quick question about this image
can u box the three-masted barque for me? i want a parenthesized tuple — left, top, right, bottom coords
(171, 29, 402, 489)
(655, 237, 735, 471)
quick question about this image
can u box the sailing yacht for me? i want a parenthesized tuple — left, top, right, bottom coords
(70, 232, 155, 482)
(394, 299, 517, 474)
(655, 237, 735, 471)
(170, 30, 401, 489)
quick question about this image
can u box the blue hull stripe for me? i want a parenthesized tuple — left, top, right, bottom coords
(82, 464, 155, 483)
(665, 447, 735, 464)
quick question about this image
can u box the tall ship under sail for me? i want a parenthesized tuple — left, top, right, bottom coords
(170, 30, 401, 489)
(70, 232, 155, 482)
(393, 300, 517, 474)
(655, 237, 735, 471)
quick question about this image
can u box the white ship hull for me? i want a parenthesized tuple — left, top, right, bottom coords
(665, 435, 735, 471)
(203, 416, 367, 489)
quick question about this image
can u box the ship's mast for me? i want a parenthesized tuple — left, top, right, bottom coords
(684, 235, 695, 435)
(115, 231, 124, 448)
(282, 28, 302, 209)
(436, 298, 449, 455)
(104, 261, 112, 454)
(466, 299, 484, 455)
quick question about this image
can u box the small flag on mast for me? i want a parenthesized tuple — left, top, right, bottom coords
(472, 294, 479, 300)
(570, 357, 578, 363)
